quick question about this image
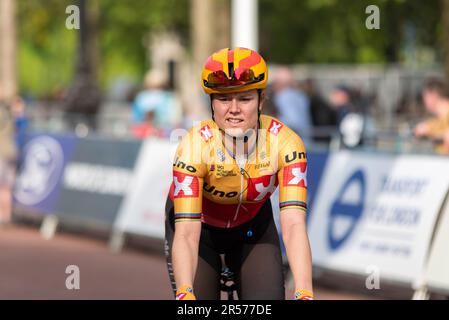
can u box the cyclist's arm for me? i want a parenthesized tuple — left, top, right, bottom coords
(280, 208, 313, 293)
(277, 129, 313, 296)
(171, 127, 207, 292)
(172, 220, 201, 288)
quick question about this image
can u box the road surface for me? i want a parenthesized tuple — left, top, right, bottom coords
(0, 224, 375, 300)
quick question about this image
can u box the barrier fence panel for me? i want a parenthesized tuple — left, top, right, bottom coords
(14, 133, 78, 215)
(421, 191, 449, 296)
(308, 150, 449, 288)
(14, 132, 142, 230)
(113, 138, 178, 240)
(55, 136, 142, 228)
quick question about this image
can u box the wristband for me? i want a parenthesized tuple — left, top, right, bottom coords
(294, 288, 314, 300)
(176, 284, 196, 300)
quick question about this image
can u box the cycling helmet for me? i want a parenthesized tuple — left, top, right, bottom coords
(201, 47, 268, 95)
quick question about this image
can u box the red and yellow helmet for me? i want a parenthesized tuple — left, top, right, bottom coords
(201, 47, 268, 95)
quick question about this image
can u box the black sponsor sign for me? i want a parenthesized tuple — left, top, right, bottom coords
(55, 136, 142, 227)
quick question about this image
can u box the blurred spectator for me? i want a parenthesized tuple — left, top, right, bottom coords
(131, 110, 165, 139)
(0, 101, 18, 225)
(329, 84, 377, 149)
(132, 69, 182, 139)
(443, 129, 449, 153)
(272, 67, 312, 146)
(329, 84, 354, 125)
(9, 96, 29, 150)
(414, 78, 449, 154)
(260, 84, 278, 117)
(303, 79, 337, 143)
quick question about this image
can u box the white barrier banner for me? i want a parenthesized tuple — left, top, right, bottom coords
(114, 138, 178, 239)
(423, 194, 449, 292)
(308, 151, 449, 285)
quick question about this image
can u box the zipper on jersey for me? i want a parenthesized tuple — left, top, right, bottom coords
(229, 155, 246, 227)
(224, 123, 260, 228)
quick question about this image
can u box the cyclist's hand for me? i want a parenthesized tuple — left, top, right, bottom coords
(294, 289, 314, 300)
(176, 284, 196, 300)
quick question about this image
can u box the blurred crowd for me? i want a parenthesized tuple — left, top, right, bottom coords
(12, 69, 449, 155)
(413, 78, 449, 154)
(264, 67, 375, 150)
(122, 65, 449, 156)
(264, 68, 449, 154)
(127, 65, 371, 149)
(2, 67, 449, 224)
(130, 69, 182, 139)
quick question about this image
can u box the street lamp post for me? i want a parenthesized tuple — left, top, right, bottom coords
(64, 0, 101, 133)
(231, 0, 258, 51)
(0, 0, 17, 102)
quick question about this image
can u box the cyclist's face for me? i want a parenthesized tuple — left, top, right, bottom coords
(212, 90, 262, 137)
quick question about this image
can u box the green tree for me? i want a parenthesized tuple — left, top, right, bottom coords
(17, 0, 443, 97)
(17, 0, 189, 97)
(98, 0, 189, 87)
(259, 0, 442, 64)
(17, 0, 76, 97)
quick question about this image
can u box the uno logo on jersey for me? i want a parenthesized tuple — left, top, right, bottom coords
(285, 151, 307, 163)
(173, 157, 197, 173)
(199, 125, 213, 142)
(268, 119, 283, 136)
(247, 174, 278, 201)
(172, 171, 199, 198)
(283, 162, 307, 187)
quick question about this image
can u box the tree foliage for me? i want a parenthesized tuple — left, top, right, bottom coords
(17, 0, 189, 97)
(259, 0, 442, 64)
(16, 0, 442, 97)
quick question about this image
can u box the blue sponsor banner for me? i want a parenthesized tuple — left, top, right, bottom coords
(308, 151, 449, 284)
(13, 133, 78, 214)
(14, 133, 142, 228)
(328, 169, 365, 250)
(306, 150, 330, 220)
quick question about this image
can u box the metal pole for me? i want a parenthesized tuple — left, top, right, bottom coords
(231, 0, 258, 50)
(0, 0, 17, 102)
(192, 0, 213, 67)
(63, 0, 101, 131)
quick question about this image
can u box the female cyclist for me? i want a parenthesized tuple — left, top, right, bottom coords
(164, 47, 313, 300)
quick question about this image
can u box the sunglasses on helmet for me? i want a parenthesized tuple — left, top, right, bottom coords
(204, 69, 265, 90)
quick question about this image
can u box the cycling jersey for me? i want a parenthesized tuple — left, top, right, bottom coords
(169, 115, 307, 228)
(165, 197, 285, 299)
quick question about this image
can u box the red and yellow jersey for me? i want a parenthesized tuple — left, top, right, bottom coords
(169, 115, 307, 228)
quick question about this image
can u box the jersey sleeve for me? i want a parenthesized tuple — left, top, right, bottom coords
(171, 128, 207, 223)
(277, 130, 308, 213)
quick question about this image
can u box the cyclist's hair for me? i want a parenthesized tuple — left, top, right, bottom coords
(423, 77, 449, 98)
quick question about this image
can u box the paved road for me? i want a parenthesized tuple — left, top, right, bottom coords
(0, 224, 374, 300)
